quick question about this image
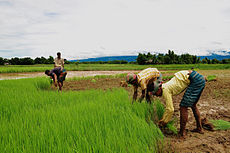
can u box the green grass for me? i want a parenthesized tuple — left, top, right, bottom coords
(210, 120, 230, 130)
(0, 63, 230, 73)
(0, 77, 166, 153)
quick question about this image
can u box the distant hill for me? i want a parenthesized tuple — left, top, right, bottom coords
(70, 56, 137, 62)
(69, 52, 230, 62)
(199, 54, 230, 60)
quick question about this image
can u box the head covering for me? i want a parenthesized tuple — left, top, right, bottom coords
(152, 73, 163, 94)
(126, 73, 137, 84)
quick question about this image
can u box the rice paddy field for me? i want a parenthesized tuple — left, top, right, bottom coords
(0, 63, 230, 73)
(0, 77, 167, 153)
(1, 65, 230, 153)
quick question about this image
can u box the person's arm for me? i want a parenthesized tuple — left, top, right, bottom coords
(139, 89, 145, 102)
(53, 74, 58, 87)
(138, 79, 147, 102)
(159, 90, 174, 125)
(132, 86, 138, 103)
(62, 59, 64, 68)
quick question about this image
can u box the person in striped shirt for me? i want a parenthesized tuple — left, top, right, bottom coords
(154, 70, 206, 138)
(126, 68, 163, 103)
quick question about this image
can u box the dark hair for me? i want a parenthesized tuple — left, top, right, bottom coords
(45, 70, 50, 75)
(57, 52, 61, 56)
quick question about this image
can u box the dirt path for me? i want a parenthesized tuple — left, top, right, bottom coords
(61, 69, 230, 153)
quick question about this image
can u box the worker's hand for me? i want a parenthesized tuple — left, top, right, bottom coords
(138, 97, 144, 103)
(133, 92, 137, 100)
(204, 76, 208, 82)
(158, 120, 167, 127)
(132, 99, 136, 104)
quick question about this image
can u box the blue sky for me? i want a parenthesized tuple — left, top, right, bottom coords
(0, 0, 230, 59)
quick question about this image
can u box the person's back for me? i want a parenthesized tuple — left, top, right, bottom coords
(126, 67, 162, 103)
(50, 67, 62, 78)
(137, 68, 161, 90)
(162, 70, 190, 96)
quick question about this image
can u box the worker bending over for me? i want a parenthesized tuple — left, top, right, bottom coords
(126, 68, 163, 103)
(154, 70, 205, 138)
(45, 67, 67, 91)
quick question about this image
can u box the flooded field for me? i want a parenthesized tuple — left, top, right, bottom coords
(0, 70, 139, 80)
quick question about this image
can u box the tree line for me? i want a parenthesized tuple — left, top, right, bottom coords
(0, 56, 70, 65)
(137, 50, 230, 65)
(1, 51, 229, 65)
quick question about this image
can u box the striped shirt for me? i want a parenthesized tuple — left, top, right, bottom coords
(137, 68, 160, 90)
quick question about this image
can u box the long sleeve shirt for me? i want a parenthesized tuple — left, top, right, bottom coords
(137, 68, 160, 90)
(160, 70, 190, 123)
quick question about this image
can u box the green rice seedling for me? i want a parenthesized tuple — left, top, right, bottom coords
(207, 75, 217, 82)
(165, 120, 178, 134)
(0, 78, 165, 153)
(49, 78, 53, 84)
(155, 100, 165, 120)
(162, 75, 174, 81)
(91, 79, 96, 83)
(34, 77, 51, 90)
(210, 120, 230, 130)
(153, 100, 178, 134)
(139, 100, 177, 134)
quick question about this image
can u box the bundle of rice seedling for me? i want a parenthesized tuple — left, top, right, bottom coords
(210, 120, 230, 130)
(154, 100, 178, 134)
(207, 75, 217, 82)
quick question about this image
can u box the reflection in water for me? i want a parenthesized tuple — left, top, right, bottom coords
(0, 71, 135, 80)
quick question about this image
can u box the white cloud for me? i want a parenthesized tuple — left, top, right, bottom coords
(0, 0, 229, 59)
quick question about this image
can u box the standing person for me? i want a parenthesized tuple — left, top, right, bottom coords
(54, 52, 64, 70)
(126, 68, 163, 103)
(45, 67, 67, 91)
(153, 70, 206, 138)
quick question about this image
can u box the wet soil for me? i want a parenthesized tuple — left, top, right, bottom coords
(61, 70, 230, 153)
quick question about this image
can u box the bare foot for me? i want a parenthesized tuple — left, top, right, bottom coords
(191, 128, 204, 134)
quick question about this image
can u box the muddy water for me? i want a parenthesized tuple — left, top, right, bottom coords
(0, 71, 139, 80)
(1, 69, 229, 80)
